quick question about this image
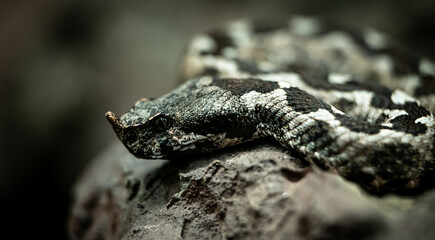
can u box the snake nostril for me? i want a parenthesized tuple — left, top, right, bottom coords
(125, 131, 137, 144)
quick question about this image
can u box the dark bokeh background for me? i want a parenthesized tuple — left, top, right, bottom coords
(0, 0, 434, 239)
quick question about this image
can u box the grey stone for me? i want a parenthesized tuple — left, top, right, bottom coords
(68, 141, 435, 240)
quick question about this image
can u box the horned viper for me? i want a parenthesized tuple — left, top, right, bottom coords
(106, 17, 435, 194)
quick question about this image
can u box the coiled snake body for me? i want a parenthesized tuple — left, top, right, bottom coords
(106, 17, 435, 194)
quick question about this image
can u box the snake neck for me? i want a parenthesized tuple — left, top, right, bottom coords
(252, 88, 434, 193)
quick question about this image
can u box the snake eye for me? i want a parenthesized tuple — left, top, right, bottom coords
(149, 113, 173, 132)
(154, 117, 167, 131)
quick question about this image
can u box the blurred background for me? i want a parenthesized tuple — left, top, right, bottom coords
(0, 0, 434, 239)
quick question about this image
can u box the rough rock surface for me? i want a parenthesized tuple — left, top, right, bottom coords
(69, 141, 435, 240)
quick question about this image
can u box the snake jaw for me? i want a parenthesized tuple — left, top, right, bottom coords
(168, 130, 226, 153)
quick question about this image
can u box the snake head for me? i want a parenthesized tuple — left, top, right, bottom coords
(105, 109, 180, 159)
(106, 108, 241, 159)
(105, 80, 258, 159)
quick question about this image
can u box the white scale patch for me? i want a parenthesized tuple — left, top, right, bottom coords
(228, 20, 253, 48)
(223, 47, 238, 58)
(241, 91, 263, 110)
(399, 75, 421, 95)
(373, 55, 394, 73)
(264, 74, 387, 123)
(415, 116, 435, 126)
(203, 56, 240, 75)
(391, 89, 417, 105)
(190, 34, 216, 53)
(307, 109, 341, 127)
(328, 73, 351, 85)
(256, 72, 308, 90)
(196, 76, 213, 87)
(387, 109, 408, 120)
(364, 28, 388, 50)
(322, 32, 361, 53)
(419, 58, 435, 76)
(288, 115, 314, 136)
(289, 16, 321, 36)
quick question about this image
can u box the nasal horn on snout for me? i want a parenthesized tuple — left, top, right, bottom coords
(105, 111, 125, 135)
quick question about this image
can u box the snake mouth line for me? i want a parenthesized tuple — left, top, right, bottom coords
(172, 133, 227, 151)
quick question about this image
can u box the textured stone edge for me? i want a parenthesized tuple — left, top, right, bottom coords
(68, 141, 435, 240)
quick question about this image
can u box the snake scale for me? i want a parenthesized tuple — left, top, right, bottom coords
(106, 17, 435, 194)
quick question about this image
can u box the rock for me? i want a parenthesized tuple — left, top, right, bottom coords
(68, 141, 435, 240)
